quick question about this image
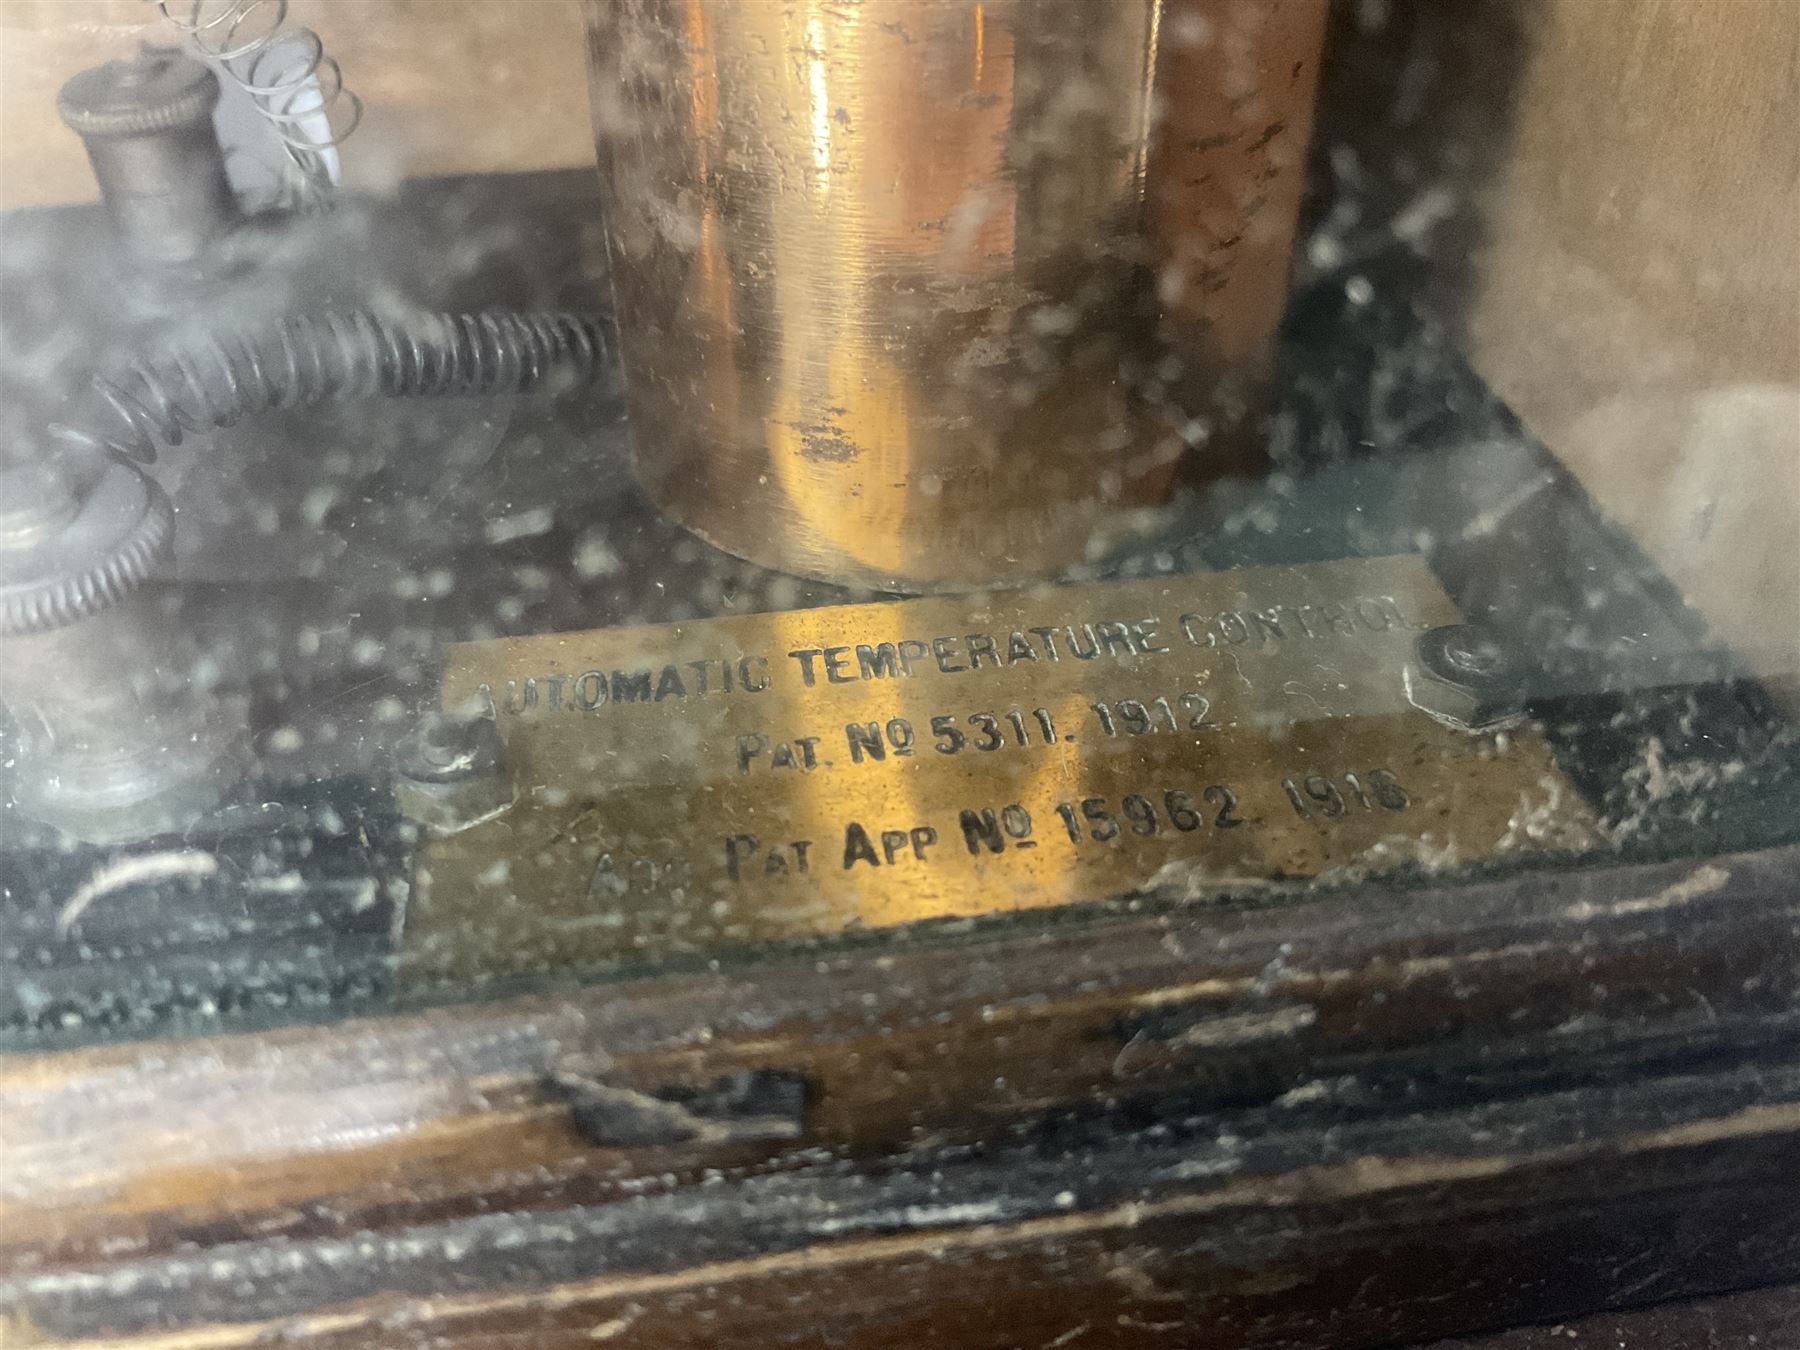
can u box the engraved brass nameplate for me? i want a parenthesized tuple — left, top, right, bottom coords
(405, 557, 1596, 982)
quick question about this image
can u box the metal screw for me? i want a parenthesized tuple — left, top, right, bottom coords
(394, 712, 513, 833)
(1440, 630, 1504, 677)
(1404, 623, 1525, 732)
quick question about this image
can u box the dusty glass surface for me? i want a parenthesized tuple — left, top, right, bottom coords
(0, 0, 1794, 1047)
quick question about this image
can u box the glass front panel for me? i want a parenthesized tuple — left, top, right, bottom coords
(0, 0, 1794, 1044)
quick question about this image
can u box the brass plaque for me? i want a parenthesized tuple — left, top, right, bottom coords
(405, 557, 1596, 981)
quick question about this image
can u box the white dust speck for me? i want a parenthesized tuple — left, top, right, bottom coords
(485, 507, 555, 545)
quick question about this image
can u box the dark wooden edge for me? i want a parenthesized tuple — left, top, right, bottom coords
(3, 844, 1800, 1346)
(1414, 1280, 1800, 1348)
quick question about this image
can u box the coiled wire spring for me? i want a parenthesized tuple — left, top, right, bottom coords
(154, 0, 362, 205)
(52, 310, 611, 466)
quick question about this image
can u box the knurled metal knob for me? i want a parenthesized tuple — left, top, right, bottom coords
(0, 445, 235, 844)
(0, 449, 172, 638)
(57, 47, 238, 265)
(57, 46, 220, 138)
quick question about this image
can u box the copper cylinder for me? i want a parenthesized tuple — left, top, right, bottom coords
(585, 0, 1325, 590)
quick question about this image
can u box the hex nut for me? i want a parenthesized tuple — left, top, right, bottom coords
(1403, 624, 1526, 732)
(395, 713, 514, 833)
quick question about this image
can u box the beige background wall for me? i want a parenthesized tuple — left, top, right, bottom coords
(1465, 0, 1799, 684)
(0, 0, 593, 209)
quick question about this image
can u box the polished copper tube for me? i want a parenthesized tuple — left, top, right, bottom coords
(586, 0, 1325, 590)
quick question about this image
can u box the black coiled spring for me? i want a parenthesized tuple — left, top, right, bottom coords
(52, 309, 611, 465)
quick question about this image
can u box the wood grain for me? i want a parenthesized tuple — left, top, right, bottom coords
(1420, 1281, 1800, 1348)
(4, 845, 1800, 1345)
